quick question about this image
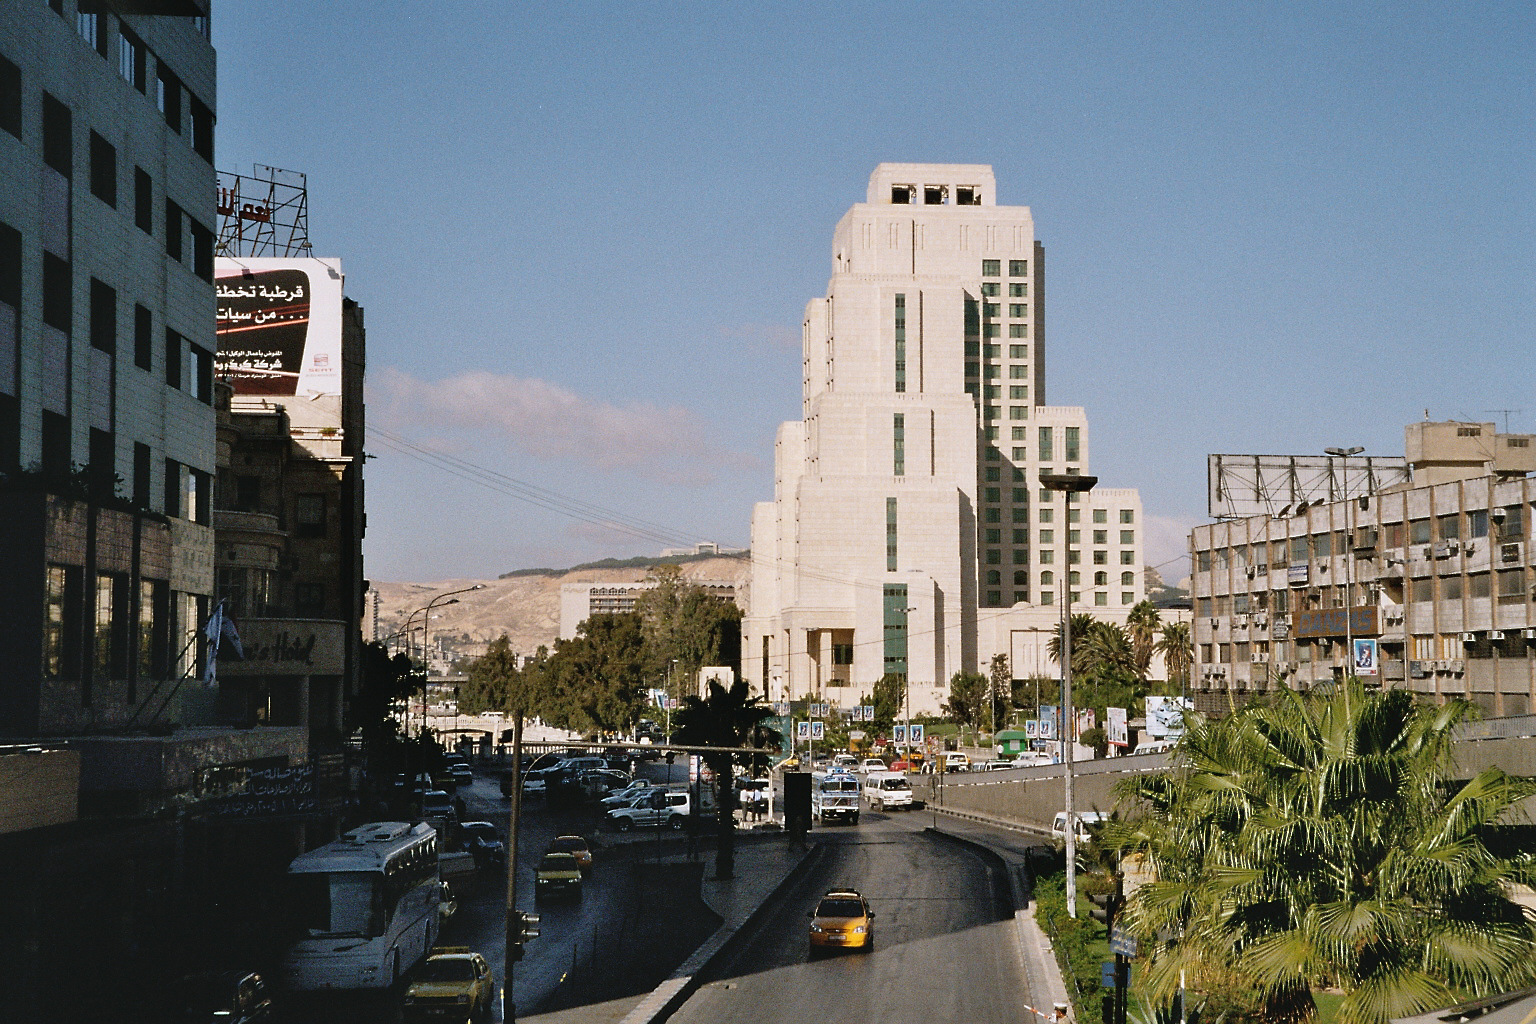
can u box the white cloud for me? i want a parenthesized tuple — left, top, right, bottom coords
(1143, 513, 1198, 587)
(370, 367, 758, 485)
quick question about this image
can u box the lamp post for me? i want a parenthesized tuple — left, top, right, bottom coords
(414, 584, 486, 736)
(1324, 447, 1364, 681)
(1041, 471, 1097, 920)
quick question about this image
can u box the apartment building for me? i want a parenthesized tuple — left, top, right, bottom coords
(1190, 420, 1536, 716)
(745, 164, 1144, 715)
(0, 1, 219, 735)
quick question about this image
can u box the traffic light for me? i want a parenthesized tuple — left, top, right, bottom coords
(1088, 890, 1120, 929)
(509, 910, 541, 961)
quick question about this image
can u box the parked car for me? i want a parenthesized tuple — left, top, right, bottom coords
(600, 780, 660, 810)
(422, 789, 454, 820)
(401, 947, 494, 1023)
(858, 758, 888, 774)
(178, 970, 273, 1024)
(807, 889, 875, 956)
(447, 762, 475, 788)
(1052, 810, 1111, 843)
(579, 769, 631, 798)
(535, 852, 584, 901)
(605, 789, 691, 831)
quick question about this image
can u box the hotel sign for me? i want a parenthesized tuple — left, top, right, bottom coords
(1293, 607, 1379, 639)
(219, 618, 346, 676)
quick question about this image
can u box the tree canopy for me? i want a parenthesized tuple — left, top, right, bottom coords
(1108, 682, 1536, 1024)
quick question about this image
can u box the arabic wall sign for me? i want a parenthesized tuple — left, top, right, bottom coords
(1293, 607, 1380, 639)
(215, 257, 342, 398)
(217, 618, 346, 677)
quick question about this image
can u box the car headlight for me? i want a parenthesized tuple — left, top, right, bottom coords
(853, 925, 867, 933)
(809, 923, 823, 932)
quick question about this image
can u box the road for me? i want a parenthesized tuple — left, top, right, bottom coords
(673, 809, 1036, 1024)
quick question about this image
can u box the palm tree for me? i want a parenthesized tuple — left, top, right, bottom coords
(1125, 600, 1162, 682)
(1077, 620, 1135, 685)
(1153, 620, 1193, 691)
(1047, 612, 1099, 671)
(1107, 682, 1536, 1024)
(673, 677, 781, 880)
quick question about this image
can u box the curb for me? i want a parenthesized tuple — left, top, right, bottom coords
(617, 842, 825, 1024)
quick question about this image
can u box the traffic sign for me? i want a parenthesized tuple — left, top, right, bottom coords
(1109, 925, 1138, 957)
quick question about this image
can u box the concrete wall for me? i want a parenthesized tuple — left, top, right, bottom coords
(0, 746, 80, 833)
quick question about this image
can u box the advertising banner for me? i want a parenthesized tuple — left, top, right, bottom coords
(892, 725, 906, 744)
(1145, 696, 1193, 739)
(811, 722, 824, 741)
(215, 257, 343, 398)
(909, 724, 924, 744)
(796, 721, 810, 740)
(1077, 709, 1096, 738)
(1024, 719, 1039, 738)
(1107, 707, 1129, 748)
(1353, 638, 1379, 677)
(1039, 705, 1059, 741)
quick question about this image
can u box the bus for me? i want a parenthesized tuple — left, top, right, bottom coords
(811, 771, 860, 825)
(281, 821, 441, 991)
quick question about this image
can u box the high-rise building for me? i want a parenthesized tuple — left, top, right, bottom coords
(0, 1, 219, 735)
(745, 164, 1143, 715)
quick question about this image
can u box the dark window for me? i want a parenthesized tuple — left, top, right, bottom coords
(89, 130, 116, 207)
(44, 564, 84, 681)
(190, 468, 209, 524)
(48, 0, 64, 16)
(0, 55, 20, 140)
(295, 494, 327, 538)
(165, 200, 183, 262)
(0, 220, 18, 307)
(42, 252, 71, 331)
(157, 65, 181, 133)
(134, 304, 152, 370)
(235, 475, 260, 512)
(295, 582, 325, 615)
(89, 278, 115, 352)
(0, 394, 18, 471)
(163, 458, 180, 517)
(134, 167, 153, 233)
(42, 93, 71, 177)
(41, 409, 70, 472)
(190, 343, 211, 403)
(89, 427, 114, 491)
(164, 328, 181, 388)
(190, 96, 213, 162)
(117, 27, 146, 93)
(133, 441, 150, 507)
(190, 219, 213, 281)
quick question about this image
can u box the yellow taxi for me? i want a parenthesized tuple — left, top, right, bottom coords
(401, 947, 494, 1023)
(807, 889, 875, 956)
(548, 834, 593, 873)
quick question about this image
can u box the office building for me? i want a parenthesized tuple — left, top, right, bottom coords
(1190, 420, 1536, 715)
(744, 164, 1144, 715)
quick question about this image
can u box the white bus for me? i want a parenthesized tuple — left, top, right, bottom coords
(812, 770, 860, 825)
(281, 821, 441, 991)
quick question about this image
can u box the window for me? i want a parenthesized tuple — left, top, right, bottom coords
(1064, 426, 1079, 461)
(893, 294, 906, 394)
(1009, 406, 1027, 420)
(1410, 519, 1431, 544)
(44, 565, 83, 680)
(1009, 303, 1027, 318)
(0, 55, 19, 140)
(1012, 508, 1029, 523)
(1093, 529, 1107, 544)
(1013, 549, 1028, 564)
(984, 508, 1000, 523)
(1120, 530, 1135, 545)
(1092, 509, 1107, 524)
(89, 427, 113, 490)
(892, 413, 905, 476)
(984, 466, 1000, 481)
(89, 131, 116, 207)
(832, 644, 853, 666)
(43, 93, 72, 177)
(1009, 364, 1028, 380)
(985, 528, 1001, 543)
(983, 302, 1000, 318)
(983, 323, 1000, 338)
(1122, 572, 1135, 586)
(1040, 529, 1054, 545)
(1120, 550, 1136, 565)
(1039, 508, 1053, 523)
(43, 253, 71, 330)
(190, 219, 214, 280)
(1069, 529, 1081, 544)
(891, 184, 913, 204)
(1094, 592, 1108, 606)
(1437, 513, 1460, 541)
(984, 405, 999, 420)
(164, 329, 182, 388)
(980, 282, 999, 297)
(982, 259, 1000, 277)
(165, 200, 183, 262)
(157, 65, 182, 133)
(134, 167, 153, 233)
(1120, 509, 1134, 524)
(1038, 426, 1053, 462)
(190, 343, 212, 403)
(296, 493, 327, 538)
(985, 487, 1000, 502)
(118, 27, 147, 92)
(1011, 446, 1027, 461)
(89, 278, 115, 353)
(1468, 509, 1488, 539)
(295, 582, 325, 615)
(1009, 282, 1027, 297)
(965, 362, 979, 377)
(1009, 260, 1027, 276)
(1009, 323, 1028, 337)
(983, 363, 1000, 378)
(1012, 487, 1028, 502)
(1093, 550, 1107, 565)
(134, 304, 152, 370)
(133, 442, 150, 507)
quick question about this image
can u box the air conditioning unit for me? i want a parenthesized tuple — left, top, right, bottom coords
(1502, 542, 1523, 564)
(1449, 659, 1465, 674)
(1431, 660, 1447, 671)
(1210, 618, 1220, 628)
(1250, 653, 1269, 663)
(1245, 566, 1256, 579)
(1434, 540, 1459, 559)
(1489, 631, 1506, 641)
(1459, 632, 1477, 643)
(1523, 629, 1536, 640)
(1354, 527, 1378, 550)
(1254, 616, 1268, 628)
(1234, 615, 1248, 627)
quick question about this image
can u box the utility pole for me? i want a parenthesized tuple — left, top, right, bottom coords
(1041, 472, 1097, 919)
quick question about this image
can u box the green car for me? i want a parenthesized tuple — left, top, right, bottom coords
(535, 852, 583, 901)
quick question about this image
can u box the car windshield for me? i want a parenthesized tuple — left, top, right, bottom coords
(417, 959, 476, 983)
(541, 854, 576, 870)
(288, 871, 383, 938)
(550, 838, 586, 853)
(880, 778, 910, 791)
(816, 899, 865, 918)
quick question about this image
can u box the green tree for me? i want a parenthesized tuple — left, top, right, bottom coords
(1125, 600, 1162, 682)
(942, 671, 988, 746)
(986, 652, 1011, 734)
(1047, 613, 1099, 672)
(543, 613, 648, 734)
(633, 564, 743, 699)
(673, 677, 780, 880)
(1154, 619, 1193, 690)
(1109, 682, 1536, 1024)
(869, 673, 906, 734)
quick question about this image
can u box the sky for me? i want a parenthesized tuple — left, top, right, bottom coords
(212, 2, 1536, 584)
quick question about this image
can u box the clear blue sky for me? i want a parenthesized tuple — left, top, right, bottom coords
(213, 2, 1535, 583)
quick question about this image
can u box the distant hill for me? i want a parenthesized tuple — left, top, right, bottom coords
(371, 555, 752, 659)
(1144, 564, 1191, 609)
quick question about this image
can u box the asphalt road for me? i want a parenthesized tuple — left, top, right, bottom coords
(673, 810, 1032, 1024)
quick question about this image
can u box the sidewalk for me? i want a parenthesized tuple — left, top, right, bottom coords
(523, 831, 815, 1024)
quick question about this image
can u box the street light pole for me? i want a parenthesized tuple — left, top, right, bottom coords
(1041, 472, 1097, 920)
(1325, 447, 1364, 682)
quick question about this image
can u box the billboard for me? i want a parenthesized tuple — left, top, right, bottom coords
(1145, 696, 1193, 739)
(1107, 707, 1128, 748)
(215, 257, 343, 398)
(1207, 454, 1409, 519)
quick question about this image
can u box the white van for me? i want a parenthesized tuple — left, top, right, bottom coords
(811, 771, 861, 825)
(862, 771, 913, 811)
(1051, 810, 1110, 842)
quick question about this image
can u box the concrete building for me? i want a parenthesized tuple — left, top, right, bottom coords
(1190, 420, 1536, 716)
(745, 164, 1144, 715)
(0, 1, 220, 735)
(559, 579, 739, 640)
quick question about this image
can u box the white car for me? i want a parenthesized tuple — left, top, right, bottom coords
(1052, 810, 1110, 842)
(600, 781, 660, 810)
(858, 758, 888, 774)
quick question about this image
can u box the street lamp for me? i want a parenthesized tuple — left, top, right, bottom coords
(412, 584, 486, 736)
(1041, 471, 1097, 920)
(1324, 447, 1364, 681)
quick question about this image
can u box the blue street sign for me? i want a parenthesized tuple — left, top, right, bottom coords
(1109, 925, 1138, 957)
